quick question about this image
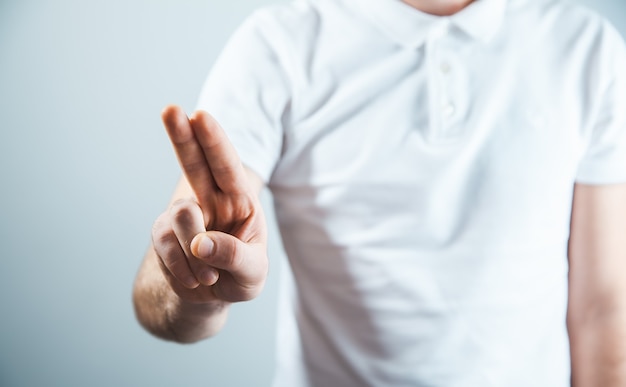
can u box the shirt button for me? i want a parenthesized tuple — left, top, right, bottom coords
(443, 102, 456, 117)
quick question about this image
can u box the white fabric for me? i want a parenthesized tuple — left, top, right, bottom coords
(196, 0, 626, 385)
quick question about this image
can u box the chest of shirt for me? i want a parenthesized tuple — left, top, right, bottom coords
(273, 24, 588, 191)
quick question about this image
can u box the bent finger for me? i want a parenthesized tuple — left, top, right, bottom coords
(170, 198, 219, 286)
(152, 212, 199, 289)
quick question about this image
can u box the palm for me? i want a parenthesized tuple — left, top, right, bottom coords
(207, 190, 258, 240)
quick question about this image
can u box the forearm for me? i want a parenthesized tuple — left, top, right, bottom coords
(133, 247, 230, 343)
(568, 305, 626, 386)
(567, 183, 626, 386)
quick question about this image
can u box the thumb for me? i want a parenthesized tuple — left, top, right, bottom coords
(190, 231, 267, 284)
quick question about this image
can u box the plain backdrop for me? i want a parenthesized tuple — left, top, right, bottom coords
(0, 1, 625, 386)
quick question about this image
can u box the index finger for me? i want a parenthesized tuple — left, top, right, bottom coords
(162, 105, 217, 202)
(189, 110, 249, 194)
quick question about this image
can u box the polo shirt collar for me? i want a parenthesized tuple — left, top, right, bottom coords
(351, 0, 508, 48)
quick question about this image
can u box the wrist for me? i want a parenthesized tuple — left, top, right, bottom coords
(165, 290, 231, 342)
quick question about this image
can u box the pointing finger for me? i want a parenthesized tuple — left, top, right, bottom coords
(189, 110, 249, 195)
(162, 105, 217, 206)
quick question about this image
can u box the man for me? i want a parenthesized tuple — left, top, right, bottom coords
(133, 0, 626, 385)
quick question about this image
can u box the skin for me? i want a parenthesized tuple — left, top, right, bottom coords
(568, 183, 626, 386)
(401, 0, 475, 16)
(133, 106, 268, 342)
(133, 1, 626, 384)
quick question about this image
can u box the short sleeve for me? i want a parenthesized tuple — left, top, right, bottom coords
(196, 10, 291, 183)
(575, 21, 626, 185)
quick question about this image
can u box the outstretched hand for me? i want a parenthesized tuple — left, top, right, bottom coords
(152, 105, 268, 304)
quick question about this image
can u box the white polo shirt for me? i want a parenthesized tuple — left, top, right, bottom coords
(197, 0, 626, 385)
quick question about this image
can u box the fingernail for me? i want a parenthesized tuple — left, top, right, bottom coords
(198, 267, 219, 286)
(197, 236, 214, 258)
(184, 277, 200, 289)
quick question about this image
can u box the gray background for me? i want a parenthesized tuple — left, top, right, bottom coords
(0, 0, 624, 386)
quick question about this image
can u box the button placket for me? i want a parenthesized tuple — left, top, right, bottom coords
(439, 57, 456, 121)
(436, 48, 467, 139)
(424, 19, 466, 142)
(425, 23, 446, 142)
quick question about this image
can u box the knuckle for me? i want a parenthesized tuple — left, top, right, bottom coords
(165, 255, 187, 276)
(155, 245, 195, 286)
(182, 160, 206, 176)
(224, 238, 244, 269)
(157, 247, 177, 269)
(154, 237, 179, 265)
(213, 236, 243, 270)
(239, 286, 263, 302)
(169, 198, 198, 225)
(152, 214, 173, 247)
